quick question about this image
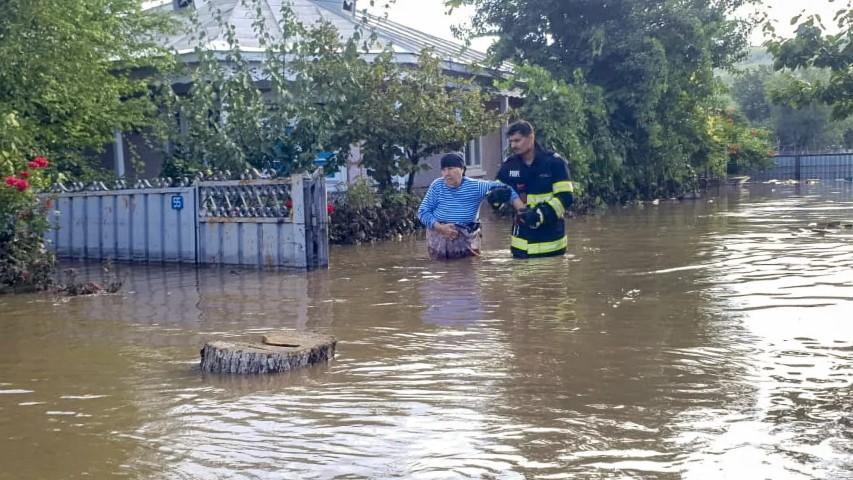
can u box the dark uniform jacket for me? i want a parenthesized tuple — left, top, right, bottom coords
(497, 146, 574, 258)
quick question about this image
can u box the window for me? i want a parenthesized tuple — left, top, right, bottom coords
(465, 137, 483, 169)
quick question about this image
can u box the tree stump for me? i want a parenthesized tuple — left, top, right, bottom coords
(200, 331, 336, 374)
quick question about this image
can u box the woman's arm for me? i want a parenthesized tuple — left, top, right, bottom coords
(417, 182, 440, 229)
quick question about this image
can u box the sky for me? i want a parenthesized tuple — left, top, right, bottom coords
(364, 0, 850, 52)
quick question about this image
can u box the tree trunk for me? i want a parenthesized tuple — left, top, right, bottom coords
(200, 332, 337, 374)
(406, 160, 418, 193)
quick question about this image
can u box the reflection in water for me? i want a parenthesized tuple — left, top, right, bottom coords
(418, 259, 486, 327)
(0, 183, 851, 479)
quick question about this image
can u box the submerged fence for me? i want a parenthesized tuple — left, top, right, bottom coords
(46, 170, 328, 269)
(750, 152, 853, 182)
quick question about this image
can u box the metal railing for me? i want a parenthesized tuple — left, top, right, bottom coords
(749, 152, 853, 182)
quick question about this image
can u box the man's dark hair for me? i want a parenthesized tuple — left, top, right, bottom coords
(506, 120, 534, 137)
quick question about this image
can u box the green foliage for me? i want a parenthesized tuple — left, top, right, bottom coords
(0, 200, 55, 293)
(340, 177, 380, 211)
(729, 66, 853, 151)
(0, 0, 171, 290)
(449, 0, 766, 201)
(713, 109, 775, 175)
(329, 179, 421, 244)
(731, 66, 775, 124)
(0, 145, 55, 293)
(164, 1, 499, 191)
(498, 65, 614, 202)
(0, 0, 175, 179)
(351, 51, 501, 191)
(162, 3, 364, 176)
(765, 7, 853, 120)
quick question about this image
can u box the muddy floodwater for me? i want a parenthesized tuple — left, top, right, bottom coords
(1, 183, 852, 479)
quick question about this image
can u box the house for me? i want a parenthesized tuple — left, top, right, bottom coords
(109, 0, 518, 189)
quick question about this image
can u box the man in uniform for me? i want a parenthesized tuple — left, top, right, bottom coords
(490, 120, 574, 259)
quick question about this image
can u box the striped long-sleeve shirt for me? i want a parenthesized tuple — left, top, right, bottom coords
(418, 177, 518, 229)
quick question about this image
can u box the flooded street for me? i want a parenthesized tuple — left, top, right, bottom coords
(1, 183, 852, 479)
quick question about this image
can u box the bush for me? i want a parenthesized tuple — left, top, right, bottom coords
(329, 179, 422, 244)
(1, 155, 55, 293)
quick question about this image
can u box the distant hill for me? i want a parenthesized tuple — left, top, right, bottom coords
(716, 46, 773, 85)
(737, 46, 773, 69)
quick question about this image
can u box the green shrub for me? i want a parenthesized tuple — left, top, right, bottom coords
(329, 179, 421, 244)
(1, 153, 55, 293)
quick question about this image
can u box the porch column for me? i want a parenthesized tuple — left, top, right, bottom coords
(499, 95, 510, 154)
(114, 129, 126, 177)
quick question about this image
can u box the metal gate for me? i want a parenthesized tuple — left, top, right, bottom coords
(46, 171, 328, 269)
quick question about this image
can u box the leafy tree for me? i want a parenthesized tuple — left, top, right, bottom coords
(731, 66, 774, 124)
(351, 51, 500, 192)
(729, 65, 853, 151)
(496, 64, 620, 204)
(0, 0, 175, 178)
(715, 109, 775, 174)
(765, 5, 853, 120)
(447, 0, 766, 200)
(163, 1, 499, 192)
(0, 0, 173, 291)
(161, 4, 365, 176)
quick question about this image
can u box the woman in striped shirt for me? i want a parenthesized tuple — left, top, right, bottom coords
(418, 152, 521, 259)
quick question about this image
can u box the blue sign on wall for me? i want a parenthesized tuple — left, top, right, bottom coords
(171, 195, 184, 211)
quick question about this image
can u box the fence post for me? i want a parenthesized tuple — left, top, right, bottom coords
(794, 154, 802, 181)
(306, 169, 329, 269)
(290, 173, 307, 268)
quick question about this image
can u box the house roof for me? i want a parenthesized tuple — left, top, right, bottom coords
(149, 0, 507, 74)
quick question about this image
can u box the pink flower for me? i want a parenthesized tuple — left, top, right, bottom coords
(326, 202, 335, 215)
(5, 176, 17, 187)
(19, 171, 29, 178)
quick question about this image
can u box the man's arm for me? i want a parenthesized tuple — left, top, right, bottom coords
(533, 156, 574, 226)
(481, 179, 520, 202)
(492, 163, 524, 211)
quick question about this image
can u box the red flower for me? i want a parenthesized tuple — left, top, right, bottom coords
(4, 176, 29, 191)
(28, 156, 48, 169)
(19, 171, 29, 178)
(285, 198, 293, 209)
(326, 202, 335, 215)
